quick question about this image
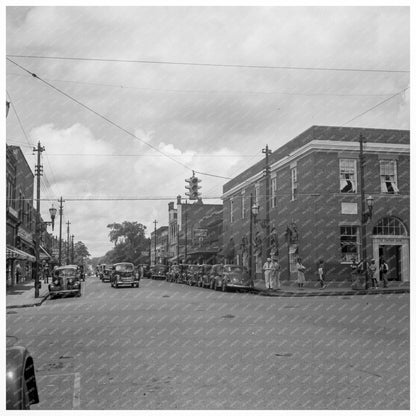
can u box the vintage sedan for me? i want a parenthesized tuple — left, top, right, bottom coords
(110, 262, 139, 288)
(101, 265, 113, 283)
(151, 264, 168, 280)
(197, 264, 213, 288)
(212, 264, 252, 292)
(166, 264, 181, 282)
(6, 341, 39, 410)
(48, 265, 82, 298)
(186, 265, 203, 286)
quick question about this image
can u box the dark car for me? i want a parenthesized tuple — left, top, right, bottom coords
(166, 264, 181, 282)
(175, 264, 189, 284)
(102, 265, 113, 282)
(212, 264, 252, 292)
(186, 265, 203, 286)
(151, 264, 168, 280)
(197, 264, 213, 288)
(110, 262, 139, 288)
(6, 339, 39, 410)
(208, 264, 224, 290)
(49, 265, 82, 298)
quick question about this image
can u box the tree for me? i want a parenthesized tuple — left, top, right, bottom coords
(104, 221, 150, 265)
(73, 241, 90, 265)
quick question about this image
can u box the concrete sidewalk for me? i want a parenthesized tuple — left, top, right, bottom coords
(252, 278, 410, 296)
(6, 280, 50, 309)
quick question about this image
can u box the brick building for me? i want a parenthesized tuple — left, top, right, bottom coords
(222, 126, 410, 282)
(150, 226, 169, 265)
(168, 196, 223, 264)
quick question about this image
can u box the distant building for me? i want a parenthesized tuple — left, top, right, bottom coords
(168, 196, 223, 264)
(222, 126, 410, 282)
(150, 226, 169, 266)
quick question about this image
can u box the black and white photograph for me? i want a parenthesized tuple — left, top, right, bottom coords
(4, 2, 412, 411)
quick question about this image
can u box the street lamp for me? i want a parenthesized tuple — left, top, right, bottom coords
(49, 205, 57, 231)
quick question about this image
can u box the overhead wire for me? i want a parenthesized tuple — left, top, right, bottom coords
(6, 54, 410, 73)
(7, 57, 231, 180)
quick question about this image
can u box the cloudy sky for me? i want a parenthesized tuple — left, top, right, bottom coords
(5, 5, 410, 258)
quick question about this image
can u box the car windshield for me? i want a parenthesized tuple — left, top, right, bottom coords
(225, 266, 247, 273)
(115, 264, 134, 272)
(56, 268, 77, 278)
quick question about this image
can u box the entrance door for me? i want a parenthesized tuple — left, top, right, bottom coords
(379, 245, 402, 281)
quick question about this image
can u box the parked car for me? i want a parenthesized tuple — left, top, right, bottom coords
(208, 264, 224, 290)
(6, 340, 39, 410)
(166, 264, 181, 282)
(176, 264, 189, 284)
(48, 265, 82, 298)
(102, 265, 113, 282)
(212, 264, 252, 292)
(197, 264, 213, 288)
(186, 265, 203, 286)
(151, 264, 168, 280)
(110, 262, 139, 288)
(77, 264, 85, 281)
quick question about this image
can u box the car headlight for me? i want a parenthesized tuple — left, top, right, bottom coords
(53, 279, 59, 285)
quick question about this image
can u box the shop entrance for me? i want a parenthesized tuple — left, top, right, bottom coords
(372, 217, 409, 283)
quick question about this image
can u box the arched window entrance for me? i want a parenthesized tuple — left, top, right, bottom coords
(372, 217, 409, 282)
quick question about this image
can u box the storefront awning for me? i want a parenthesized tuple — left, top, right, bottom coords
(6, 246, 36, 262)
(39, 246, 52, 260)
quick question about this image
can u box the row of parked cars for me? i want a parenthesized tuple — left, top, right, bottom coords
(148, 263, 252, 292)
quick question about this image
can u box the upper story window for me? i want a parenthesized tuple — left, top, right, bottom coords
(339, 159, 357, 193)
(380, 160, 399, 194)
(230, 198, 234, 223)
(255, 183, 260, 205)
(241, 192, 245, 219)
(291, 167, 297, 200)
(271, 177, 277, 208)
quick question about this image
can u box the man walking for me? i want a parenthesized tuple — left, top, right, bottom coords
(263, 258, 273, 290)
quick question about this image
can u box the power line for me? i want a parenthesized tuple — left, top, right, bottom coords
(7, 72, 400, 97)
(21, 152, 262, 158)
(342, 86, 409, 126)
(6, 54, 410, 73)
(7, 57, 231, 180)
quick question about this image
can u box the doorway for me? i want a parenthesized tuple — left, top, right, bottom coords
(378, 245, 402, 281)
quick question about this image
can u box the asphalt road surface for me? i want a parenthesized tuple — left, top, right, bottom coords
(6, 276, 410, 410)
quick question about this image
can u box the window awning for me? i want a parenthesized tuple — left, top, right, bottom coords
(6, 246, 36, 262)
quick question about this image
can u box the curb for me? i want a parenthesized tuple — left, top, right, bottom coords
(6, 293, 50, 309)
(253, 288, 410, 297)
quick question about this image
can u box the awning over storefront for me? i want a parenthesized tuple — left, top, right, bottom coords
(6, 246, 36, 262)
(39, 246, 52, 260)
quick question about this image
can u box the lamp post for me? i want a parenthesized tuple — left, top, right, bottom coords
(249, 194, 254, 286)
(361, 195, 374, 289)
(153, 220, 157, 266)
(58, 197, 64, 266)
(250, 199, 265, 284)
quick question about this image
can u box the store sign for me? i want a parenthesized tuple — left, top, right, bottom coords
(18, 227, 33, 243)
(194, 228, 208, 238)
(341, 202, 358, 215)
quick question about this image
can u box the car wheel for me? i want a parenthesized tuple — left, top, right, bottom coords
(77, 290, 81, 297)
(222, 282, 228, 292)
(22, 379, 31, 410)
(115, 283, 118, 288)
(213, 280, 217, 291)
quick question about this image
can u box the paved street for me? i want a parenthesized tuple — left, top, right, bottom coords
(6, 276, 410, 410)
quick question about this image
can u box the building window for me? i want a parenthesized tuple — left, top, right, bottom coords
(373, 217, 407, 236)
(340, 226, 359, 262)
(241, 192, 245, 219)
(339, 159, 357, 193)
(380, 160, 399, 194)
(291, 167, 297, 200)
(255, 183, 260, 205)
(271, 177, 277, 208)
(230, 198, 234, 223)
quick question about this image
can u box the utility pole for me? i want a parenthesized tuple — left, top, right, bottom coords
(58, 197, 64, 266)
(33, 141, 45, 298)
(249, 193, 254, 286)
(262, 144, 272, 257)
(184, 202, 188, 263)
(71, 234, 75, 263)
(66, 220, 71, 265)
(153, 220, 157, 265)
(359, 134, 369, 290)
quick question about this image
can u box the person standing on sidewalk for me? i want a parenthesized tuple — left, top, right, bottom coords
(263, 258, 273, 290)
(272, 258, 281, 290)
(296, 258, 306, 289)
(318, 259, 327, 289)
(368, 259, 378, 289)
(380, 258, 389, 288)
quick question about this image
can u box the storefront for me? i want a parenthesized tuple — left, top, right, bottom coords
(6, 246, 36, 287)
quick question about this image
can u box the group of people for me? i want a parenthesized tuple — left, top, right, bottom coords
(351, 257, 389, 288)
(263, 257, 328, 290)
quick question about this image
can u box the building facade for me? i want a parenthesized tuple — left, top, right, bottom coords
(150, 226, 169, 265)
(168, 196, 223, 264)
(222, 126, 410, 282)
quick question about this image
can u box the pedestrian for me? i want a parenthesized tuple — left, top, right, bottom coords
(272, 259, 281, 290)
(263, 257, 273, 290)
(296, 258, 306, 289)
(318, 259, 327, 289)
(380, 258, 389, 288)
(368, 259, 378, 289)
